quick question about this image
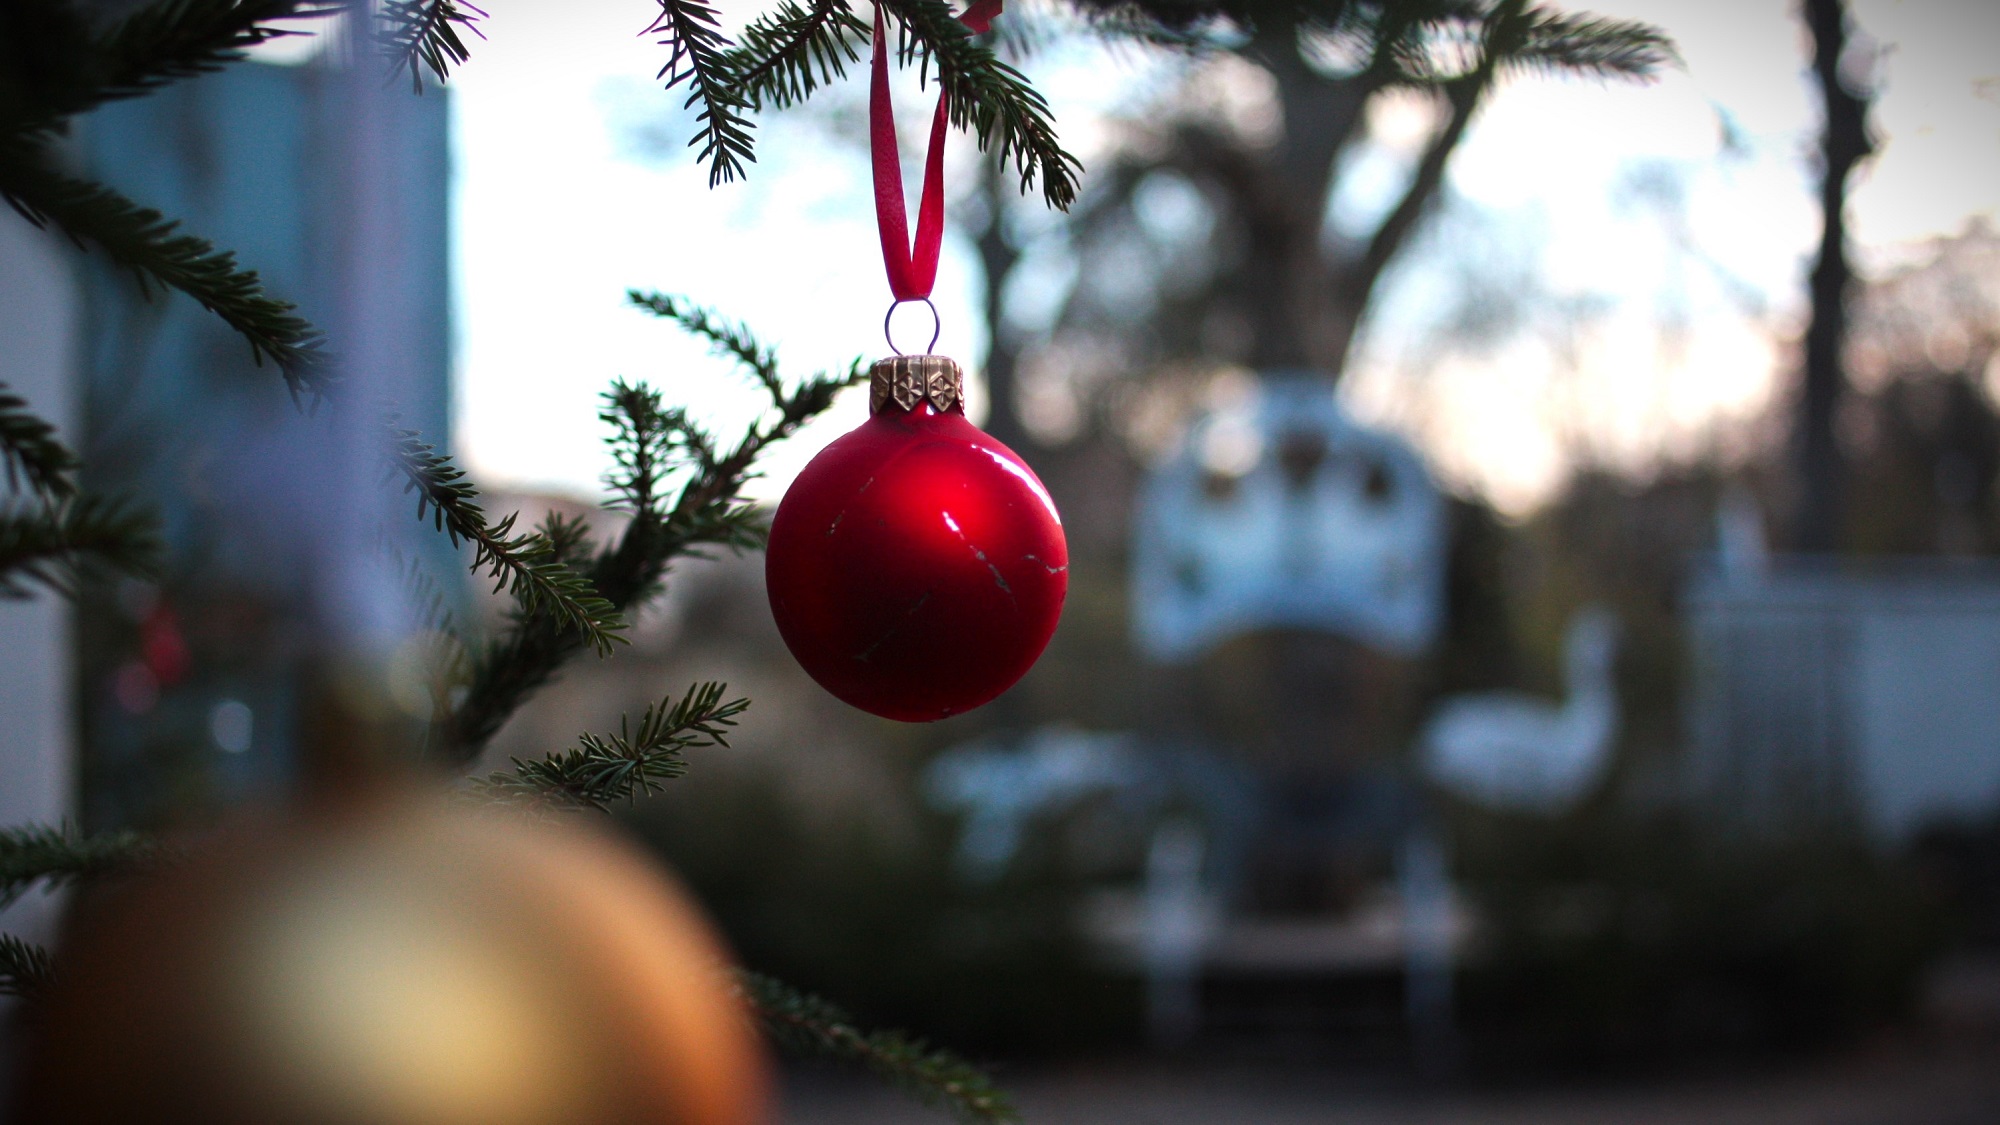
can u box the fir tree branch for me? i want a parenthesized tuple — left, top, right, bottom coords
(0, 384, 78, 501)
(384, 536, 466, 648)
(879, 0, 1081, 211)
(723, 0, 872, 112)
(601, 379, 680, 520)
(1, 0, 336, 138)
(0, 495, 162, 599)
(0, 824, 165, 909)
(0, 143, 334, 401)
(437, 298, 864, 762)
(740, 971, 1019, 1125)
(84, 0, 334, 111)
(377, 0, 488, 93)
(470, 683, 749, 811)
(0, 934, 53, 1002)
(630, 293, 785, 397)
(1342, 0, 1657, 301)
(646, 0, 756, 188)
(1491, 4, 1676, 80)
(387, 424, 626, 655)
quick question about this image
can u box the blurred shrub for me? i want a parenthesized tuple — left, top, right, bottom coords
(619, 766, 1142, 1057)
(1453, 805, 1947, 1073)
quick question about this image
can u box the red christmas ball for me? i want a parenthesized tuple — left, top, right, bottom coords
(767, 355, 1067, 721)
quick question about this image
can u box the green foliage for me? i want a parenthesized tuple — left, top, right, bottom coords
(0, 823, 163, 909)
(0, 1, 338, 402)
(725, 0, 873, 112)
(386, 538, 467, 648)
(647, 0, 757, 188)
(648, 0, 1081, 210)
(378, 0, 487, 93)
(0, 495, 161, 599)
(1484, 4, 1676, 82)
(0, 934, 53, 1002)
(472, 683, 750, 811)
(0, 0, 335, 139)
(0, 4, 1026, 1117)
(740, 970, 1020, 1125)
(881, 0, 1080, 209)
(390, 424, 626, 656)
(0, 383, 78, 501)
(0, 145, 334, 400)
(437, 298, 864, 760)
(1063, 0, 1674, 85)
(1454, 806, 1945, 1068)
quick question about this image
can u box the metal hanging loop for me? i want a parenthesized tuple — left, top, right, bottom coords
(883, 298, 942, 357)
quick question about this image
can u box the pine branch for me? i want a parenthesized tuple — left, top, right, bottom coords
(0, 934, 53, 1002)
(0, 143, 334, 401)
(0, 824, 164, 909)
(2, 0, 336, 138)
(612, 295, 863, 589)
(601, 379, 679, 520)
(0, 384, 78, 501)
(740, 971, 1019, 1125)
(377, 0, 488, 93)
(630, 292, 785, 397)
(470, 683, 749, 811)
(1492, 4, 1677, 81)
(437, 298, 864, 762)
(0, 495, 162, 599)
(879, 0, 1081, 211)
(723, 0, 872, 112)
(646, 0, 757, 188)
(1340, 0, 1662, 301)
(387, 424, 626, 655)
(384, 537, 466, 647)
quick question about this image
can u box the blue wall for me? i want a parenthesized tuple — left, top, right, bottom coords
(74, 60, 457, 825)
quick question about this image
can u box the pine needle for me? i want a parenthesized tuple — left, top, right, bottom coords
(880, 0, 1081, 211)
(436, 298, 864, 761)
(0, 823, 165, 908)
(0, 384, 79, 501)
(387, 425, 626, 656)
(0, 143, 334, 402)
(0, 495, 162, 599)
(740, 971, 1020, 1125)
(724, 0, 872, 111)
(378, 0, 488, 93)
(647, 0, 758, 188)
(471, 683, 750, 811)
(0, 934, 53, 1002)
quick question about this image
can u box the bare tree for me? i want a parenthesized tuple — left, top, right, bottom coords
(1795, 0, 1875, 551)
(977, 1, 1674, 448)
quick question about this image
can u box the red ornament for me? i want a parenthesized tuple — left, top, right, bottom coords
(766, 355, 1067, 721)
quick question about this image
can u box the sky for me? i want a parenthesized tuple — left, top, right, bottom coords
(442, 0, 2000, 514)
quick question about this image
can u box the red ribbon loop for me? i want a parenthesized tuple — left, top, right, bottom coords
(869, 1, 1001, 304)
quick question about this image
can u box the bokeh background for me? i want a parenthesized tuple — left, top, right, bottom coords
(6, 0, 2000, 1121)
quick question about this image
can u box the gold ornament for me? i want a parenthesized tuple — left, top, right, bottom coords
(18, 792, 766, 1125)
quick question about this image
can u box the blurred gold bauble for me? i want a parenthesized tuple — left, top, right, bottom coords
(17, 792, 766, 1125)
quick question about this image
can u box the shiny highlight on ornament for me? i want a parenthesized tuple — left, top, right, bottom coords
(765, 355, 1068, 722)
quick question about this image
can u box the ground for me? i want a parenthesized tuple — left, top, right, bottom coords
(781, 1042, 2000, 1125)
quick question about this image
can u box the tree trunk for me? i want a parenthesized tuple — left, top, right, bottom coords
(974, 154, 1031, 452)
(1797, 0, 1873, 551)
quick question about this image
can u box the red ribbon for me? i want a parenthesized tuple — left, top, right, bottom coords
(870, 1, 1002, 303)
